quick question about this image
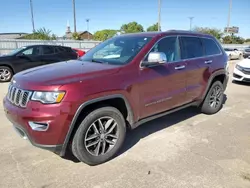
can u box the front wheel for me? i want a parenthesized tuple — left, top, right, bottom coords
(200, 81, 224, 115)
(72, 106, 126, 165)
(0, 66, 13, 82)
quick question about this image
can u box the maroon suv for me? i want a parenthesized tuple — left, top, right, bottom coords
(3, 30, 229, 165)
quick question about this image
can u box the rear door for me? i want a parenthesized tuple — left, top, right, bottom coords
(139, 36, 188, 119)
(179, 36, 208, 102)
(40, 45, 62, 64)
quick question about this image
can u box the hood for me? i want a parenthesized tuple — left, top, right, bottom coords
(0, 55, 13, 61)
(14, 60, 120, 86)
(237, 59, 250, 68)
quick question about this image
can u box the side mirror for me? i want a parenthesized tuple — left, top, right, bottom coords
(141, 52, 167, 67)
(16, 53, 25, 57)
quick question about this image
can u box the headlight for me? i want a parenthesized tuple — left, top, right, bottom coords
(236, 64, 243, 71)
(31, 91, 65, 104)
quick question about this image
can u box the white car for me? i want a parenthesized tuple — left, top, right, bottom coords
(233, 57, 250, 82)
(224, 48, 243, 60)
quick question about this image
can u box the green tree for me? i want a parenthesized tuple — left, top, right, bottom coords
(120, 21, 144, 33)
(244, 38, 250, 43)
(194, 27, 223, 40)
(147, 23, 159, 32)
(93, 29, 118, 41)
(72, 32, 80, 40)
(23, 27, 57, 40)
(222, 35, 245, 44)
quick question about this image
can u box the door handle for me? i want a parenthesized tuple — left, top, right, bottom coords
(205, 60, 212, 64)
(175, 65, 186, 70)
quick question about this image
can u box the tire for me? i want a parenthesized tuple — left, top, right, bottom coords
(239, 54, 243, 60)
(0, 66, 13, 82)
(228, 54, 232, 60)
(72, 106, 126, 165)
(200, 81, 224, 115)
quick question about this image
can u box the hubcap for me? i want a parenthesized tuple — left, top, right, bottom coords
(209, 85, 222, 108)
(0, 69, 11, 81)
(84, 116, 118, 156)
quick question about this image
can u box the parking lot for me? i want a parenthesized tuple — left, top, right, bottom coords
(0, 60, 250, 188)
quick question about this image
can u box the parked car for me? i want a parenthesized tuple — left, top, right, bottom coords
(232, 57, 250, 82)
(3, 30, 229, 165)
(224, 48, 243, 60)
(72, 48, 86, 57)
(0, 45, 78, 82)
(243, 48, 250, 58)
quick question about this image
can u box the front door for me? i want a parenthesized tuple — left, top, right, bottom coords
(139, 36, 187, 119)
(13, 46, 43, 72)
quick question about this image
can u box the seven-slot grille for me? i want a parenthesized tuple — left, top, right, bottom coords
(7, 85, 32, 108)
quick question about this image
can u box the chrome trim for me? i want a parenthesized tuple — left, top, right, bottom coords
(28, 121, 50, 131)
(205, 60, 213, 64)
(7, 85, 32, 108)
(139, 34, 223, 69)
(175, 65, 186, 70)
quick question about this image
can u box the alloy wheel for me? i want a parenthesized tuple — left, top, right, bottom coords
(0, 69, 11, 81)
(209, 85, 222, 108)
(84, 116, 119, 156)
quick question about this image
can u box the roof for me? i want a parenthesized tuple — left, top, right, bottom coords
(118, 30, 213, 38)
(0, 32, 29, 35)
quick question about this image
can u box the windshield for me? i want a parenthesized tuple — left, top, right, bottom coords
(80, 35, 152, 65)
(7, 46, 26, 56)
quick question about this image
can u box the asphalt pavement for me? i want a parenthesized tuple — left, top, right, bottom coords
(0, 60, 250, 188)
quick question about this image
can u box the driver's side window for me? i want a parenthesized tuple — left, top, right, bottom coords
(22, 47, 40, 56)
(146, 36, 180, 62)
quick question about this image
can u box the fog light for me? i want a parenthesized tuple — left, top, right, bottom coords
(28, 121, 49, 131)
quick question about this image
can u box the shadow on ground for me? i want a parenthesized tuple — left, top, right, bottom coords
(63, 94, 227, 164)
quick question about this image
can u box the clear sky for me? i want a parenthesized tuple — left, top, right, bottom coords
(0, 0, 249, 38)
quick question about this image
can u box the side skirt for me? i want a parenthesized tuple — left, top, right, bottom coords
(131, 101, 199, 129)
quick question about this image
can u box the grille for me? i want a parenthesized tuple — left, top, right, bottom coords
(7, 85, 32, 108)
(242, 69, 250, 75)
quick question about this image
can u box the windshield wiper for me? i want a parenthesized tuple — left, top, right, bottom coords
(91, 59, 108, 64)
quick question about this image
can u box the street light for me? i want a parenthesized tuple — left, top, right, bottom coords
(86, 19, 90, 40)
(72, 0, 77, 33)
(158, 0, 161, 31)
(188, 17, 194, 31)
(226, 0, 232, 33)
(29, 0, 35, 32)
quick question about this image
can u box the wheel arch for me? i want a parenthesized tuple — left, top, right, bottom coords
(201, 70, 228, 102)
(0, 64, 15, 74)
(60, 94, 134, 156)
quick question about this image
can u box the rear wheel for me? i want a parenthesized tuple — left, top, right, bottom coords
(72, 106, 126, 165)
(0, 66, 13, 82)
(200, 81, 224, 115)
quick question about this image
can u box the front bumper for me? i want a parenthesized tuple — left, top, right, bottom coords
(232, 67, 250, 82)
(3, 97, 75, 156)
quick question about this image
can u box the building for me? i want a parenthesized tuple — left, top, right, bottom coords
(64, 22, 93, 40)
(0, 33, 29, 39)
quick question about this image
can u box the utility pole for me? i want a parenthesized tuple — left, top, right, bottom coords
(29, 0, 35, 32)
(158, 0, 161, 31)
(72, 0, 77, 33)
(86, 19, 90, 40)
(227, 0, 232, 33)
(188, 17, 194, 31)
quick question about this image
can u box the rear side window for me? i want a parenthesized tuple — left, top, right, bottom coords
(55, 47, 66, 53)
(63, 47, 74, 53)
(201, 38, 221, 55)
(42, 46, 55, 55)
(180, 36, 203, 59)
